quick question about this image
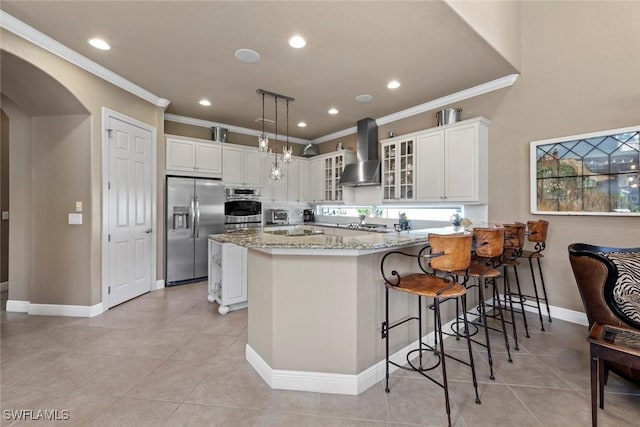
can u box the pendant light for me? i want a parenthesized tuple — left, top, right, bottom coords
(282, 99, 294, 166)
(257, 92, 269, 154)
(269, 95, 283, 181)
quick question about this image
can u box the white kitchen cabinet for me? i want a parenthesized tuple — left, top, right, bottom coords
(415, 117, 489, 203)
(381, 136, 415, 202)
(311, 151, 354, 203)
(208, 239, 248, 315)
(222, 145, 262, 187)
(307, 158, 324, 203)
(166, 135, 223, 177)
(261, 155, 288, 202)
(296, 160, 309, 203)
(286, 161, 301, 203)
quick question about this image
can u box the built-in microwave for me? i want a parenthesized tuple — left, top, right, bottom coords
(267, 209, 289, 224)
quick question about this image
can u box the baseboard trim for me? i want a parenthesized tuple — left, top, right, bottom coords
(5, 300, 104, 317)
(245, 314, 464, 396)
(498, 293, 588, 326)
(6, 300, 29, 312)
(152, 279, 165, 291)
(0, 281, 8, 292)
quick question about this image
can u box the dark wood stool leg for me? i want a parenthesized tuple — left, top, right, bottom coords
(598, 358, 605, 410)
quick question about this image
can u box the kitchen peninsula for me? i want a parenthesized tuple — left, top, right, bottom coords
(210, 225, 464, 395)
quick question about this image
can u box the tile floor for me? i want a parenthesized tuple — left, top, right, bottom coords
(1, 282, 640, 426)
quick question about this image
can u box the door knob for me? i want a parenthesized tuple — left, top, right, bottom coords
(145, 228, 153, 234)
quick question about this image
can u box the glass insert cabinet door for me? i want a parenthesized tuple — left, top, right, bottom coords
(382, 137, 415, 201)
(322, 153, 347, 201)
(530, 125, 639, 215)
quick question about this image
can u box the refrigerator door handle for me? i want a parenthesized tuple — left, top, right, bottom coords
(190, 196, 196, 238)
(195, 197, 201, 238)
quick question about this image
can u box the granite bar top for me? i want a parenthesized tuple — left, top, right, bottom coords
(210, 226, 466, 251)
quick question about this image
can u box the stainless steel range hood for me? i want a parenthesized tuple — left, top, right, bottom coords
(338, 118, 380, 186)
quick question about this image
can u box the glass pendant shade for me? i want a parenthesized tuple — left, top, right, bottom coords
(269, 163, 283, 180)
(257, 92, 270, 154)
(282, 99, 294, 166)
(258, 133, 269, 154)
(282, 145, 293, 165)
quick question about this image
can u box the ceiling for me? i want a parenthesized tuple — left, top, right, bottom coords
(0, 1, 517, 141)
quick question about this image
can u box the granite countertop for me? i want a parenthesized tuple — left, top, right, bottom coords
(210, 226, 465, 250)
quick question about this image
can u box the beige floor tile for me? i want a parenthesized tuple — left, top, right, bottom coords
(88, 397, 178, 427)
(130, 330, 196, 359)
(490, 353, 574, 389)
(448, 381, 541, 427)
(0, 350, 66, 387)
(19, 352, 103, 394)
(316, 382, 388, 422)
(73, 355, 164, 397)
(168, 333, 236, 362)
(385, 375, 465, 426)
(34, 325, 113, 353)
(163, 403, 264, 426)
(184, 362, 275, 409)
(1, 281, 635, 427)
(125, 359, 214, 402)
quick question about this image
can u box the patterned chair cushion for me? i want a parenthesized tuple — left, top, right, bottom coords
(603, 251, 640, 329)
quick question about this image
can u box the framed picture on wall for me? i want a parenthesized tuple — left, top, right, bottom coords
(530, 125, 640, 216)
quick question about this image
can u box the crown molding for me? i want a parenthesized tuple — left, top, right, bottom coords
(311, 73, 519, 144)
(164, 113, 311, 145)
(0, 11, 170, 108)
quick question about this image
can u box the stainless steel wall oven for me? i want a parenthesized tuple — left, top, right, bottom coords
(224, 188, 262, 231)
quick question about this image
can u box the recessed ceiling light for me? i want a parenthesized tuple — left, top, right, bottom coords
(88, 38, 110, 50)
(297, 122, 307, 127)
(199, 99, 211, 106)
(235, 48, 261, 63)
(387, 80, 401, 89)
(355, 94, 373, 103)
(328, 108, 339, 115)
(288, 35, 306, 48)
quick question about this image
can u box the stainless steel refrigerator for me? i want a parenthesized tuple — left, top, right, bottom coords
(165, 176, 225, 286)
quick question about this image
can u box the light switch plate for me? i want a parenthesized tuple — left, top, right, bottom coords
(75, 201, 83, 212)
(1, 211, 8, 220)
(68, 213, 83, 225)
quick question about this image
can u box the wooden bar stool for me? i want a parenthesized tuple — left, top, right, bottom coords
(454, 227, 513, 380)
(381, 233, 481, 427)
(521, 220, 551, 328)
(502, 223, 531, 338)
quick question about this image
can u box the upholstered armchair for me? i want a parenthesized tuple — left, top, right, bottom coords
(568, 243, 640, 384)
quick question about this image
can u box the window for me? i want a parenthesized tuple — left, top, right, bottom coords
(530, 126, 639, 215)
(317, 205, 461, 221)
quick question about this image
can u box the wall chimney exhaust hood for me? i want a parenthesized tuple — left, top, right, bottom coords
(338, 118, 380, 186)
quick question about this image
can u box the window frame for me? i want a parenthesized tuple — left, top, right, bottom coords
(530, 125, 640, 216)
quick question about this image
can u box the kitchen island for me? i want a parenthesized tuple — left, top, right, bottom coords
(210, 226, 466, 395)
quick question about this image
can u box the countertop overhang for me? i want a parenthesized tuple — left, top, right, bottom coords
(210, 226, 466, 255)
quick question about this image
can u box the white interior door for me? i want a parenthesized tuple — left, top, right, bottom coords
(106, 113, 154, 307)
